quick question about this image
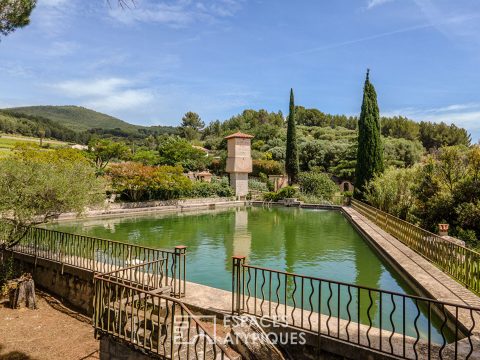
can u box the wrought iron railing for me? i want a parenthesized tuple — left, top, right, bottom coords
(351, 199, 480, 295)
(232, 257, 480, 359)
(1, 222, 187, 297)
(95, 259, 233, 360)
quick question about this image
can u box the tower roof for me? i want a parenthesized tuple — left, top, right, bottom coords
(224, 132, 254, 139)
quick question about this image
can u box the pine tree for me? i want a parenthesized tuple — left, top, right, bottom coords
(354, 70, 384, 199)
(285, 88, 299, 185)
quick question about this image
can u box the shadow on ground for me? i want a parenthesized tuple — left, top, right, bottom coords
(0, 345, 39, 360)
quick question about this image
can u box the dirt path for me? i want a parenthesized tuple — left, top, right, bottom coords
(0, 292, 99, 360)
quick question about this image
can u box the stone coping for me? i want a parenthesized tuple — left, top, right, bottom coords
(179, 279, 480, 360)
(56, 199, 247, 221)
(342, 206, 480, 333)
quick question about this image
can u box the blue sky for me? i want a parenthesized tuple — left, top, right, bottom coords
(1, 0, 480, 141)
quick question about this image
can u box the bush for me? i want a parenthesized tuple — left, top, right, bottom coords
(364, 166, 418, 220)
(189, 177, 234, 198)
(263, 192, 277, 201)
(258, 173, 274, 191)
(108, 163, 192, 201)
(454, 227, 479, 248)
(263, 186, 297, 201)
(298, 172, 337, 199)
(252, 160, 283, 176)
(248, 178, 269, 192)
(276, 186, 297, 199)
(157, 136, 211, 171)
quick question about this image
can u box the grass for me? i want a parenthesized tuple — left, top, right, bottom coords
(0, 133, 70, 155)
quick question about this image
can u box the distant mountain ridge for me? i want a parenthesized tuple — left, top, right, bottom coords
(4, 105, 143, 132)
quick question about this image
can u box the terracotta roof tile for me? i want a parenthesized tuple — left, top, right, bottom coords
(224, 132, 254, 139)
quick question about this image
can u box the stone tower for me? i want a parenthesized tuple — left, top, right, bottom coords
(225, 132, 254, 198)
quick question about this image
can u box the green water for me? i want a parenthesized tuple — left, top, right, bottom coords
(48, 206, 453, 344)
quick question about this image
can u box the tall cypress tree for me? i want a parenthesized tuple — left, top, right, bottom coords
(285, 88, 299, 185)
(354, 70, 384, 199)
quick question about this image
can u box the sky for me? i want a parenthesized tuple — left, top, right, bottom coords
(1, 0, 480, 141)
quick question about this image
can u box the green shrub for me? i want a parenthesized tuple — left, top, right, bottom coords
(276, 186, 297, 200)
(248, 178, 268, 192)
(252, 159, 283, 176)
(189, 177, 234, 198)
(108, 163, 192, 201)
(262, 186, 297, 201)
(454, 227, 479, 248)
(298, 172, 337, 199)
(263, 192, 277, 201)
(258, 172, 274, 191)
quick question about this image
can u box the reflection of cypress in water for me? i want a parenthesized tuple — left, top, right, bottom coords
(352, 232, 381, 327)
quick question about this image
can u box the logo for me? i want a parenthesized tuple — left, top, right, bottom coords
(172, 314, 306, 346)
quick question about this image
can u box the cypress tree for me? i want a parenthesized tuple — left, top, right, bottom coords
(354, 70, 384, 199)
(285, 88, 299, 185)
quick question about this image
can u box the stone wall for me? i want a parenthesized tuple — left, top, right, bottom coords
(8, 251, 94, 315)
(100, 336, 152, 360)
(57, 197, 243, 220)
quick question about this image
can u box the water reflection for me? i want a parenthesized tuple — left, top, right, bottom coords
(47, 207, 453, 342)
(48, 207, 395, 291)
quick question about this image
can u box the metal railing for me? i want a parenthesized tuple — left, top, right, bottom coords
(232, 257, 480, 359)
(351, 199, 480, 295)
(1, 222, 187, 297)
(95, 259, 233, 360)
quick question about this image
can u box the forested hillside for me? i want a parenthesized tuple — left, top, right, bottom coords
(0, 105, 471, 175)
(0, 106, 179, 143)
(5, 105, 140, 132)
(0, 110, 86, 143)
(198, 108, 471, 181)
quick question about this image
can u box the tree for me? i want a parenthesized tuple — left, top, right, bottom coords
(383, 137, 424, 168)
(285, 88, 299, 185)
(38, 127, 45, 147)
(180, 112, 204, 140)
(157, 136, 210, 171)
(131, 149, 159, 165)
(0, 1, 132, 40)
(0, 0, 36, 38)
(364, 166, 419, 220)
(88, 138, 131, 174)
(298, 172, 338, 199)
(107, 162, 192, 201)
(354, 70, 384, 199)
(419, 121, 471, 150)
(0, 147, 104, 249)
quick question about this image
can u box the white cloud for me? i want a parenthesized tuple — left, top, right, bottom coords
(108, 0, 243, 27)
(33, 0, 76, 36)
(85, 89, 154, 111)
(51, 77, 154, 111)
(41, 0, 69, 5)
(412, 0, 480, 45)
(366, 0, 394, 9)
(44, 41, 80, 57)
(0, 63, 32, 78)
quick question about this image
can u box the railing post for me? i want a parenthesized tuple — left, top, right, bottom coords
(34, 228, 38, 269)
(232, 255, 245, 315)
(173, 246, 187, 298)
(60, 232, 66, 275)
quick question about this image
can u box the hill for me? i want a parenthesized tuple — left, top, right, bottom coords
(0, 110, 86, 143)
(4, 105, 141, 132)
